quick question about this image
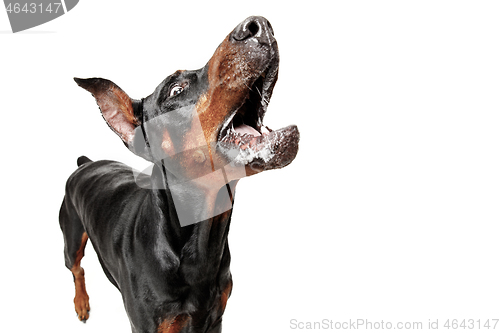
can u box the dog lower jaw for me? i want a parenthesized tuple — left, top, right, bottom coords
(217, 124, 299, 173)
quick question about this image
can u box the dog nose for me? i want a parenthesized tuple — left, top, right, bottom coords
(231, 16, 275, 44)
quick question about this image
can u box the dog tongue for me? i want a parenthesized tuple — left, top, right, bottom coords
(234, 124, 261, 136)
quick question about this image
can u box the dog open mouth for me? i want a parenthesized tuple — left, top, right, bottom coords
(217, 55, 299, 172)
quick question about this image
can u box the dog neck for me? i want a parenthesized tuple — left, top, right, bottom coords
(146, 163, 234, 282)
(149, 163, 236, 226)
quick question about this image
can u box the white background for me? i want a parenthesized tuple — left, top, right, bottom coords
(1, 1, 500, 332)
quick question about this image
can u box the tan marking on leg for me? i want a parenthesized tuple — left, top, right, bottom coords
(158, 314, 190, 333)
(70, 232, 90, 322)
(220, 280, 233, 313)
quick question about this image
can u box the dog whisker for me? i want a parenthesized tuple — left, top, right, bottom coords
(255, 86, 269, 105)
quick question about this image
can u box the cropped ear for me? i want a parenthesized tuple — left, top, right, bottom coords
(74, 77, 142, 144)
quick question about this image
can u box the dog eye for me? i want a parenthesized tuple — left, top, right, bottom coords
(169, 85, 184, 97)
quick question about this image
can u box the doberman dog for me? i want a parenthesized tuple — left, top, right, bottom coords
(59, 16, 299, 333)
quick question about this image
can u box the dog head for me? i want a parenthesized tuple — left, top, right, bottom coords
(75, 16, 299, 189)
